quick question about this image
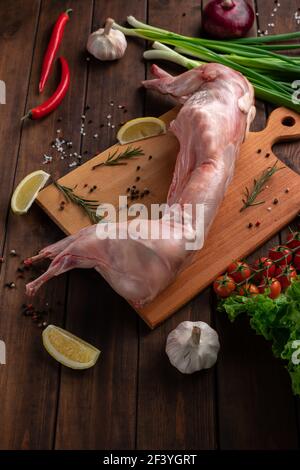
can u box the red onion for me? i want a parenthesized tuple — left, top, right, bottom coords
(203, 0, 255, 39)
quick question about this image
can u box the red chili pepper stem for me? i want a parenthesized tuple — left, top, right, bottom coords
(21, 112, 32, 121)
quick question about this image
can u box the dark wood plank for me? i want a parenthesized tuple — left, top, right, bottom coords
(138, 290, 217, 449)
(216, 0, 299, 449)
(54, 0, 146, 450)
(258, 0, 300, 174)
(0, 0, 40, 251)
(258, 0, 300, 446)
(137, 0, 216, 450)
(0, 0, 91, 449)
(259, 0, 300, 447)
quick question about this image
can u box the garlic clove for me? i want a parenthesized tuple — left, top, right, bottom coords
(87, 18, 127, 61)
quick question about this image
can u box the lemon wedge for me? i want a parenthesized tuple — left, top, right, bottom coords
(11, 170, 50, 215)
(42, 325, 100, 370)
(117, 117, 166, 144)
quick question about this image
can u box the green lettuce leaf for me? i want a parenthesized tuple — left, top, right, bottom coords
(219, 279, 300, 395)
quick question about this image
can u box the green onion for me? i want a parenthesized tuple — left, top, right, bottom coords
(113, 16, 300, 113)
(232, 31, 300, 44)
(145, 42, 201, 69)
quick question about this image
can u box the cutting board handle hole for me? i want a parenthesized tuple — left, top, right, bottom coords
(282, 116, 296, 127)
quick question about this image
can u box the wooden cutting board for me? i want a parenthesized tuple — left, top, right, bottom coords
(37, 106, 300, 328)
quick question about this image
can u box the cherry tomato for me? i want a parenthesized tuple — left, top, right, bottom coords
(286, 231, 300, 250)
(269, 245, 292, 266)
(294, 253, 300, 271)
(275, 265, 297, 290)
(227, 260, 251, 283)
(252, 257, 276, 282)
(238, 283, 259, 297)
(213, 274, 236, 298)
(258, 277, 281, 299)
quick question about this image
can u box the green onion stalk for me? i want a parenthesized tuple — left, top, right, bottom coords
(113, 16, 300, 113)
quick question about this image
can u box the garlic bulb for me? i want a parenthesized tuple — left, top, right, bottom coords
(166, 321, 220, 374)
(87, 18, 127, 61)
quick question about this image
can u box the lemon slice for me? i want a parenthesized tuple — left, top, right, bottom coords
(117, 117, 166, 144)
(42, 325, 100, 370)
(11, 170, 50, 214)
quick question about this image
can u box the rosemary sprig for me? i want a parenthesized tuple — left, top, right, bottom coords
(92, 145, 144, 170)
(240, 160, 284, 212)
(54, 181, 103, 224)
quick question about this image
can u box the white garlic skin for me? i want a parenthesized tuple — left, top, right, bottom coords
(87, 18, 127, 61)
(166, 321, 220, 374)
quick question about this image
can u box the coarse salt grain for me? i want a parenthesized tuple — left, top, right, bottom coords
(42, 154, 53, 164)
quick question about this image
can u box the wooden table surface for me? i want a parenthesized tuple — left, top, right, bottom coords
(0, 0, 300, 450)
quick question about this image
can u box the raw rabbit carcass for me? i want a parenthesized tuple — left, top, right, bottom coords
(25, 63, 255, 306)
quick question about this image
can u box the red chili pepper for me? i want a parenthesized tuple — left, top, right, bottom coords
(39, 8, 72, 93)
(22, 57, 70, 120)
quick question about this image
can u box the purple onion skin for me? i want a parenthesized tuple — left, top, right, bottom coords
(203, 0, 255, 39)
